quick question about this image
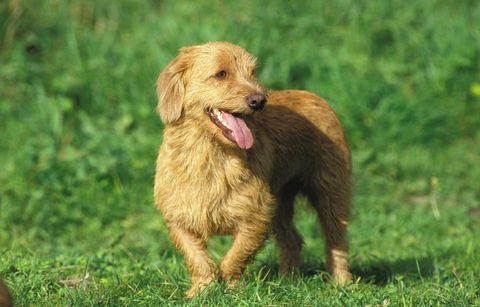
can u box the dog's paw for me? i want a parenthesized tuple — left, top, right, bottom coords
(333, 270, 352, 286)
(225, 277, 240, 289)
(186, 286, 202, 299)
(220, 268, 246, 291)
(220, 270, 242, 288)
(186, 275, 216, 298)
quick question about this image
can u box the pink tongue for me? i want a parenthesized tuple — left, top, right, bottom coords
(222, 111, 254, 149)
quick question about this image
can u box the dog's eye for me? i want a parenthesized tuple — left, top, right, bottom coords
(251, 68, 256, 77)
(215, 70, 227, 80)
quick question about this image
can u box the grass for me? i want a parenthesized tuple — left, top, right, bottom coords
(1, 0, 479, 305)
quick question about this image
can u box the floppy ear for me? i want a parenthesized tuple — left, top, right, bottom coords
(156, 52, 189, 124)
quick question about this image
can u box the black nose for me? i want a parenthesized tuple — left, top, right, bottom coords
(247, 93, 267, 111)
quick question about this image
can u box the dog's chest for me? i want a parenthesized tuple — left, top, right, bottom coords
(158, 146, 263, 236)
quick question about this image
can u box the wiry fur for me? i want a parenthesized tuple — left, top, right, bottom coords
(154, 42, 352, 297)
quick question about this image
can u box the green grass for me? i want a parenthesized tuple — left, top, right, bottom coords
(1, 0, 479, 305)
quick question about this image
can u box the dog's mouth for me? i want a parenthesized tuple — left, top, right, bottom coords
(206, 108, 254, 149)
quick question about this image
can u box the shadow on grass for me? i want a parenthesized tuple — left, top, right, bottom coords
(350, 257, 435, 285)
(255, 256, 434, 286)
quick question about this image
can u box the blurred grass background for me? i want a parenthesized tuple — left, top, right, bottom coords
(0, 0, 479, 305)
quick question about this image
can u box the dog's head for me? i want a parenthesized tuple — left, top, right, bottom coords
(156, 42, 267, 150)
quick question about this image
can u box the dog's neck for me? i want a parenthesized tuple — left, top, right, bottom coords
(160, 118, 255, 190)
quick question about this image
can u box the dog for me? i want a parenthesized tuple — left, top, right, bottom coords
(0, 279, 12, 307)
(154, 42, 352, 297)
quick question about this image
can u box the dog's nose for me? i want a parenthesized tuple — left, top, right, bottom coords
(247, 93, 267, 111)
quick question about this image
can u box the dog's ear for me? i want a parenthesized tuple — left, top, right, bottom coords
(156, 49, 191, 124)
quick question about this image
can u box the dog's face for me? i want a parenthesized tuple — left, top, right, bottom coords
(157, 42, 267, 149)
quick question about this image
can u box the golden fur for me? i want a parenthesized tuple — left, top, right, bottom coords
(154, 42, 352, 297)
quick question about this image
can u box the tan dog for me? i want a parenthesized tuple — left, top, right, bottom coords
(154, 42, 352, 297)
(0, 279, 12, 307)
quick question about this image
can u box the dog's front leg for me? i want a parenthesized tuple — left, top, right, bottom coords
(166, 224, 216, 298)
(219, 223, 268, 286)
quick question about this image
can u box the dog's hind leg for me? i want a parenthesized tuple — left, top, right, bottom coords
(166, 225, 216, 298)
(273, 188, 303, 275)
(307, 172, 352, 285)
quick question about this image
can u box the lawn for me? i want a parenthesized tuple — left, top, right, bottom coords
(1, 0, 479, 305)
